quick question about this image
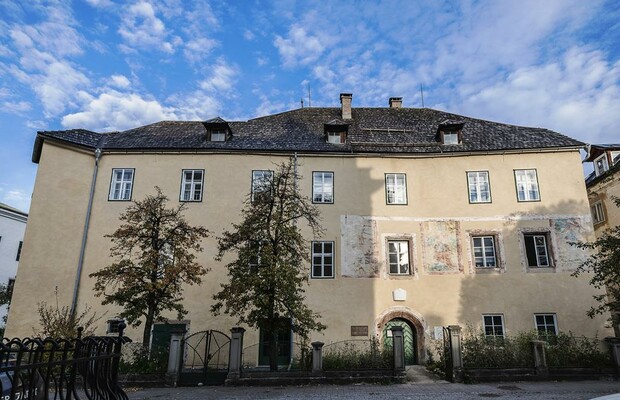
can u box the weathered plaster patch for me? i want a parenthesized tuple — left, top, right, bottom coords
(340, 215, 381, 277)
(552, 217, 593, 271)
(422, 221, 461, 274)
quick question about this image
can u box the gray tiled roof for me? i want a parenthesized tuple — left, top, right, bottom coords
(34, 107, 584, 162)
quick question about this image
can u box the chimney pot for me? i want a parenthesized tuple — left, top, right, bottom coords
(389, 97, 403, 108)
(340, 93, 352, 119)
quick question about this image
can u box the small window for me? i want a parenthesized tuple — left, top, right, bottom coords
(180, 169, 204, 202)
(16, 241, 23, 262)
(594, 154, 609, 176)
(472, 236, 497, 268)
(251, 170, 273, 201)
(467, 171, 491, 203)
(7, 278, 15, 298)
(106, 319, 125, 335)
(387, 240, 410, 275)
(483, 314, 504, 338)
(591, 201, 605, 225)
(514, 169, 540, 202)
(210, 129, 226, 142)
(109, 168, 134, 201)
(524, 233, 551, 268)
(385, 173, 407, 205)
(442, 130, 460, 145)
(312, 172, 334, 204)
(535, 314, 557, 338)
(327, 131, 344, 144)
(312, 241, 334, 278)
(611, 151, 620, 166)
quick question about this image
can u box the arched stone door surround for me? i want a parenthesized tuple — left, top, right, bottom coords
(375, 306, 426, 364)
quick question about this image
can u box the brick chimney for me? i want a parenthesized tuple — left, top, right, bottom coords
(389, 97, 402, 108)
(340, 93, 352, 120)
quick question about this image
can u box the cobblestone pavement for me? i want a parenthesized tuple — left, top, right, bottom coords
(127, 380, 620, 400)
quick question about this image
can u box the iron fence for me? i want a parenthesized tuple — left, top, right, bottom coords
(0, 325, 130, 400)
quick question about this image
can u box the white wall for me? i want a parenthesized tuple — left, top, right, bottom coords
(0, 204, 27, 325)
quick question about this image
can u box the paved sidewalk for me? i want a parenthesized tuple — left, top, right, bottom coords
(127, 380, 620, 400)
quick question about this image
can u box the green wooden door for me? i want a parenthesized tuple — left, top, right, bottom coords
(383, 319, 416, 365)
(259, 319, 292, 366)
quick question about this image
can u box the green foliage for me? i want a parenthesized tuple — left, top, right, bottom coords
(119, 345, 168, 374)
(571, 195, 620, 322)
(90, 187, 209, 346)
(545, 332, 612, 367)
(425, 339, 447, 378)
(462, 330, 535, 368)
(36, 300, 100, 338)
(322, 338, 392, 370)
(211, 158, 326, 370)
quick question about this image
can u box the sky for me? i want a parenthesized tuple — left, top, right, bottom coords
(0, 0, 619, 213)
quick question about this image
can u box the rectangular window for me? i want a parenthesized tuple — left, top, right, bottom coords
(594, 154, 609, 176)
(327, 131, 343, 144)
(16, 241, 23, 262)
(388, 240, 410, 275)
(106, 319, 125, 335)
(109, 168, 134, 201)
(251, 170, 273, 201)
(591, 201, 605, 224)
(312, 241, 334, 278)
(385, 173, 407, 205)
(210, 129, 226, 142)
(534, 314, 557, 337)
(443, 131, 459, 145)
(524, 233, 551, 267)
(472, 236, 497, 268)
(514, 169, 540, 202)
(467, 171, 491, 203)
(312, 172, 334, 204)
(483, 314, 504, 338)
(180, 169, 204, 202)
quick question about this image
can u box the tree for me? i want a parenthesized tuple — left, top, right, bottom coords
(211, 158, 327, 371)
(90, 187, 209, 346)
(572, 196, 620, 326)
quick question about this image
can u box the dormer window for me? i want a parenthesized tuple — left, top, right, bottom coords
(210, 129, 226, 142)
(327, 131, 344, 144)
(443, 130, 460, 145)
(437, 120, 465, 145)
(594, 154, 609, 176)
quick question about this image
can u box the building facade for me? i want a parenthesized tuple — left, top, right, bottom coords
(0, 202, 27, 326)
(7, 94, 611, 364)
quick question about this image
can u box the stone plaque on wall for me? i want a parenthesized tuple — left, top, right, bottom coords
(351, 325, 369, 336)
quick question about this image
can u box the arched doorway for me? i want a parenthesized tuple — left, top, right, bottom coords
(375, 307, 426, 365)
(383, 318, 416, 364)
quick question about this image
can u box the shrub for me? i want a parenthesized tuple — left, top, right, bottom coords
(462, 330, 535, 368)
(322, 337, 392, 370)
(119, 344, 168, 374)
(545, 332, 612, 368)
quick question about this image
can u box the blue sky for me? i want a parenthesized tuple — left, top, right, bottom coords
(1, 0, 619, 212)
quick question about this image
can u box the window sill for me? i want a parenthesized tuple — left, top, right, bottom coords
(474, 267, 504, 274)
(526, 266, 556, 273)
(387, 274, 413, 279)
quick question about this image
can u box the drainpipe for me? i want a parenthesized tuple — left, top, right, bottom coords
(70, 147, 102, 319)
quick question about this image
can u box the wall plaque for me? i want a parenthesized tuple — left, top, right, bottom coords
(351, 325, 369, 336)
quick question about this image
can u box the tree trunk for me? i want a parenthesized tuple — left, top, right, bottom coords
(143, 307, 155, 349)
(269, 329, 278, 371)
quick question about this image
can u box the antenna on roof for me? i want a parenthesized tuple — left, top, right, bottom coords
(301, 98, 304, 108)
(420, 84, 425, 108)
(307, 83, 312, 107)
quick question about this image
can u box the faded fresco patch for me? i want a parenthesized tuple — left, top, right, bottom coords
(422, 221, 460, 273)
(340, 215, 381, 277)
(552, 217, 592, 271)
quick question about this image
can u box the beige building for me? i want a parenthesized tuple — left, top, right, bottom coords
(7, 93, 611, 365)
(585, 144, 620, 235)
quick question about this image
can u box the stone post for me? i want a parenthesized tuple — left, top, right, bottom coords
(448, 325, 463, 383)
(311, 342, 324, 374)
(227, 327, 245, 382)
(167, 331, 185, 375)
(530, 340, 548, 377)
(391, 326, 405, 372)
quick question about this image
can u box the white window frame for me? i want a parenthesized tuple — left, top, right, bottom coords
(385, 173, 407, 205)
(311, 241, 335, 278)
(443, 131, 459, 145)
(109, 168, 134, 201)
(591, 201, 605, 225)
(524, 233, 551, 268)
(210, 129, 226, 142)
(251, 170, 273, 201)
(594, 154, 609, 176)
(467, 171, 491, 203)
(482, 314, 505, 338)
(387, 240, 410, 275)
(312, 171, 334, 204)
(472, 236, 497, 268)
(180, 169, 204, 202)
(327, 131, 343, 144)
(514, 169, 540, 202)
(534, 314, 558, 337)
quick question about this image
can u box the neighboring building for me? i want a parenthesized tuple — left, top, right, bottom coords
(0, 202, 27, 326)
(7, 93, 611, 365)
(584, 144, 620, 335)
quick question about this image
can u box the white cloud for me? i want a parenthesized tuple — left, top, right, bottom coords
(2, 189, 30, 213)
(85, 0, 115, 8)
(243, 30, 255, 41)
(274, 24, 326, 67)
(184, 37, 217, 64)
(31, 60, 90, 117)
(1, 100, 31, 114)
(61, 90, 176, 131)
(255, 94, 286, 117)
(26, 120, 47, 130)
(118, 1, 176, 54)
(199, 61, 238, 92)
(109, 74, 131, 88)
